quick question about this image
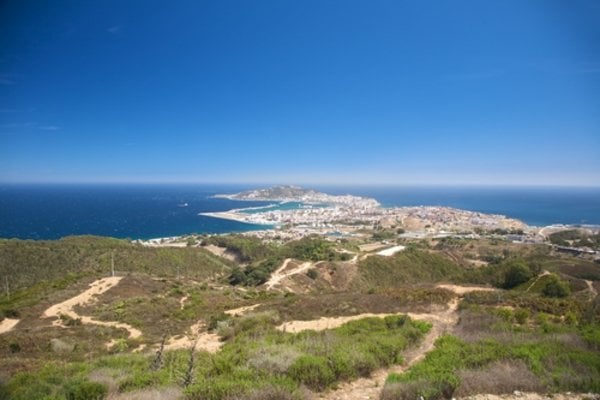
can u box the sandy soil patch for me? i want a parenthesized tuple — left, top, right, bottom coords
(42, 276, 142, 339)
(225, 303, 262, 316)
(436, 284, 497, 295)
(139, 237, 188, 248)
(165, 302, 263, 352)
(586, 280, 598, 299)
(358, 242, 388, 252)
(164, 321, 222, 353)
(179, 296, 188, 310)
(0, 318, 19, 335)
(265, 259, 314, 291)
(278, 313, 397, 333)
(376, 245, 406, 256)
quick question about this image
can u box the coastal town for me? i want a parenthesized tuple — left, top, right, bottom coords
(202, 185, 529, 238)
(197, 186, 600, 261)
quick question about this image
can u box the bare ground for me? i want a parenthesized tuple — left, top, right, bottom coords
(0, 318, 19, 335)
(265, 258, 314, 291)
(41, 276, 142, 343)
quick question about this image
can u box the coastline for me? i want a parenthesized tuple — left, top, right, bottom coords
(199, 211, 278, 227)
(2, 185, 599, 241)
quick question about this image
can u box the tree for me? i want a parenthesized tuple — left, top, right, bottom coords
(502, 260, 533, 289)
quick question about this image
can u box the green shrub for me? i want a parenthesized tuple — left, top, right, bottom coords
(502, 261, 533, 289)
(247, 344, 301, 375)
(514, 308, 530, 325)
(9, 342, 21, 353)
(65, 380, 107, 400)
(306, 269, 318, 280)
(288, 355, 335, 390)
(581, 324, 600, 350)
(542, 276, 571, 298)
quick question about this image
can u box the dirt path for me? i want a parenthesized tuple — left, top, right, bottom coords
(179, 296, 188, 310)
(165, 302, 262, 352)
(42, 277, 142, 339)
(265, 258, 314, 291)
(585, 280, 598, 299)
(525, 271, 551, 292)
(437, 284, 497, 295)
(164, 321, 222, 353)
(376, 245, 406, 257)
(317, 286, 494, 400)
(225, 303, 261, 316)
(0, 318, 19, 335)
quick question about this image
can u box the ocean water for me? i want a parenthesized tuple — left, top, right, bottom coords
(0, 184, 270, 240)
(0, 184, 599, 240)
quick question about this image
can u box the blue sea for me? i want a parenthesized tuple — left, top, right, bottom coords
(0, 184, 599, 240)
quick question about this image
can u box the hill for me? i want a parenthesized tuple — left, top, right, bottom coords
(0, 233, 599, 400)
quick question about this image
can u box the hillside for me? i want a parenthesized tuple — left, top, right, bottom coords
(0, 234, 599, 400)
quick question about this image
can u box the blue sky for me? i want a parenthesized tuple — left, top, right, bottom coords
(1, 1, 599, 185)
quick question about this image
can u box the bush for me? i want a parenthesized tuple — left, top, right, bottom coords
(65, 380, 107, 400)
(247, 345, 301, 375)
(9, 342, 21, 353)
(381, 380, 454, 400)
(542, 275, 571, 298)
(306, 269, 318, 280)
(502, 261, 533, 289)
(288, 355, 335, 390)
(514, 308, 530, 325)
(455, 360, 544, 396)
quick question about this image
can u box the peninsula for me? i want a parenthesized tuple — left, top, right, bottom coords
(202, 185, 528, 240)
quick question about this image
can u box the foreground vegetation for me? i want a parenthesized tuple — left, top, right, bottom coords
(1, 311, 429, 400)
(382, 291, 600, 399)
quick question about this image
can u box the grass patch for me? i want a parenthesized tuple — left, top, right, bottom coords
(355, 249, 469, 288)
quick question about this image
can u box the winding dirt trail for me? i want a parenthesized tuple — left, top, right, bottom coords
(42, 276, 142, 340)
(525, 271, 551, 292)
(265, 258, 314, 291)
(164, 302, 263, 352)
(317, 285, 495, 400)
(585, 280, 598, 299)
(164, 321, 222, 353)
(179, 295, 188, 310)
